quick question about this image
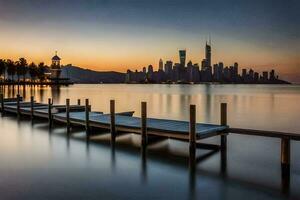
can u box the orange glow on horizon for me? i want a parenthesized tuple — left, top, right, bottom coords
(0, 28, 299, 80)
(1, 47, 299, 76)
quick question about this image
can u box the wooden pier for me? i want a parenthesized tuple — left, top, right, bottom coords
(0, 93, 299, 176)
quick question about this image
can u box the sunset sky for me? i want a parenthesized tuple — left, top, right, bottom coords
(0, 0, 299, 82)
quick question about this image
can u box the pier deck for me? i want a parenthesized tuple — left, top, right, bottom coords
(3, 102, 47, 114)
(2, 100, 87, 119)
(54, 111, 226, 140)
(22, 105, 87, 119)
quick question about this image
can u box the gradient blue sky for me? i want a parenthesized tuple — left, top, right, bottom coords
(0, 0, 299, 82)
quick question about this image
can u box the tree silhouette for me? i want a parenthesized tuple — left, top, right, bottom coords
(6, 59, 17, 82)
(17, 58, 28, 83)
(28, 62, 38, 82)
(0, 59, 6, 82)
(37, 62, 47, 83)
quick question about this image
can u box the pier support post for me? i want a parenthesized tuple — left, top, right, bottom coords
(48, 98, 52, 127)
(281, 137, 290, 175)
(189, 105, 196, 160)
(85, 99, 90, 137)
(17, 94, 21, 118)
(141, 102, 147, 147)
(66, 98, 70, 133)
(30, 96, 34, 119)
(220, 103, 227, 151)
(110, 100, 116, 143)
(0, 93, 4, 113)
(77, 99, 81, 106)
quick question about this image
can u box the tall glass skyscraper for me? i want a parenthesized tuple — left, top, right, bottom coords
(205, 42, 211, 67)
(179, 50, 186, 67)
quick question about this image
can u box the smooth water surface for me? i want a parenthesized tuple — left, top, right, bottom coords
(0, 84, 300, 199)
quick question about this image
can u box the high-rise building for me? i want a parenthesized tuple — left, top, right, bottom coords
(201, 59, 207, 71)
(205, 42, 211, 67)
(148, 65, 153, 73)
(213, 64, 219, 80)
(147, 65, 154, 81)
(262, 71, 268, 81)
(233, 62, 238, 81)
(159, 59, 164, 71)
(242, 69, 247, 80)
(187, 61, 193, 82)
(249, 69, 254, 80)
(270, 69, 275, 80)
(192, 64, 200, 83)
(223, 67, 230, 81)
(254, 72, 259, 81)
(228, 62, 239, 81)
(218, 62, 224, 80)
(179, 50, 186, 67)
(164, 61, 173, 75)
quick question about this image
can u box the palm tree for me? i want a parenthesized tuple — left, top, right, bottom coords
(28, 62, 38, 83)
(16, 61, 21, 83)
(17, 58, 28, 83)
(0, 59, 6, 82)
(6, 59, 17, 82)
(37, 62, 47, 83)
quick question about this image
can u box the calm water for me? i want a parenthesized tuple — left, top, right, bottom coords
(0, 84, 300, 200)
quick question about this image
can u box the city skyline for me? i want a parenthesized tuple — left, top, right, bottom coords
(126, 42, 287, 84)
(0, 0, 299, 82)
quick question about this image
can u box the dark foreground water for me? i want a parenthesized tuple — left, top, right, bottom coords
(0, 84, 300, 200)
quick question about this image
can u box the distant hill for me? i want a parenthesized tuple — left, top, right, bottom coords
(60, 65, 126, 83)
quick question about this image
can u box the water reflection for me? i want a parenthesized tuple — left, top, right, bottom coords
(141, 146, 147, 184)
(281, 165, 290, 195)
(51, 86, 61, 104)
(0, 84, 300, 199)
(111, 141, 116, 172)
(189, 147, 196, 200)
(220, 149, 227, 177)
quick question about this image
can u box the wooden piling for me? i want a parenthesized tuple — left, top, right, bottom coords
(110, 100, 116, 143)
(48, 98, 52, 127)
(141, 102, 147, 146)
(66, 98, 70, 132)
(189, 105, 196, 153)
(0, 93, 4, 113)
(17, 94, 20, 118)
(281, 137, 290, 171)
(30, 96, 34, 119)
(220, 103, 227, 151)
(85, 99, 90, 136)
(77, 99, 81, 106)
(220, 103, 228, 176)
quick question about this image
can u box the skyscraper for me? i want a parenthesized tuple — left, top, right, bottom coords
(262, 71, 268, 81)
(159, 59, 164, 71)
(218, 62, 224, 81)
(205, 41, 211, 67)
(147, 65, 154, 82)
(231, 62, 238, 81)
(179, 50, 186, 67)
(213, 63, 219, 81)
(242, 69, 247, 81)
(270, 69, 275, 80)
(148, 65, 153, 73)
(164, 61, 173, 75)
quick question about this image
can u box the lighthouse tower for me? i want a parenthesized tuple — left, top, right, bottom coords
(51, 51, 62, 80)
